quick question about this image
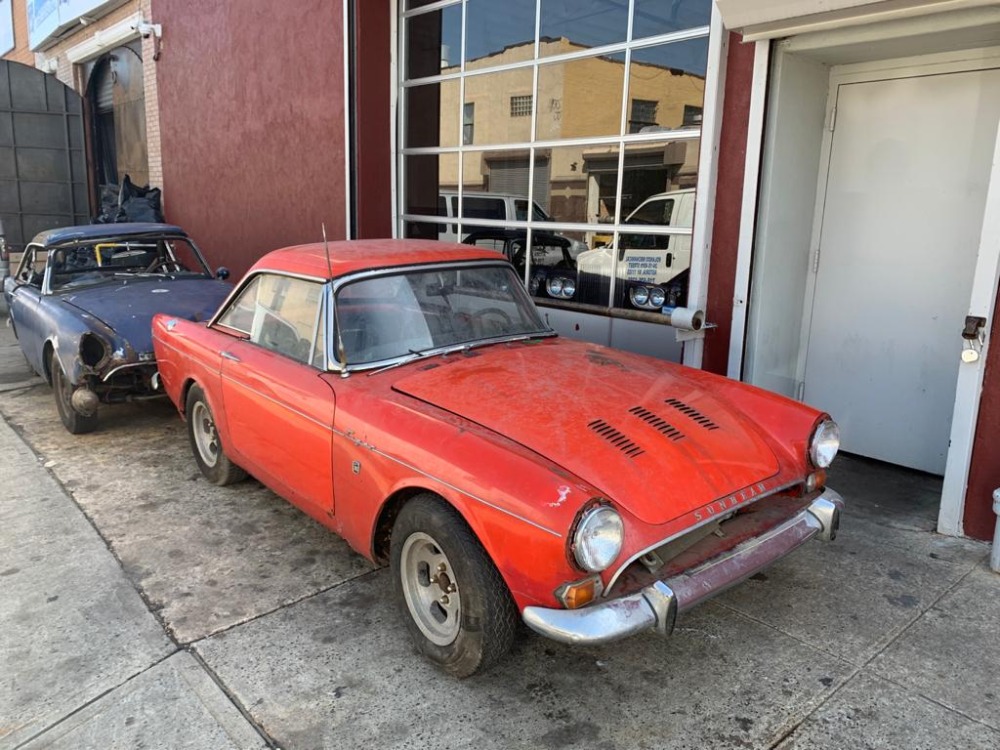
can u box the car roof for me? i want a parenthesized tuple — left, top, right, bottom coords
(250, 239, 506, 280)
(30, 223, 189, 247)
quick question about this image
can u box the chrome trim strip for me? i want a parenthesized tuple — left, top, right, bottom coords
(524, 490, 843, 645)
(603, 478, 802, 595)
(207, 270, 328, 329)
(101, 361, 156, 381)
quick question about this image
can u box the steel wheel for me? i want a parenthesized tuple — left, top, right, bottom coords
(185, 384, 247, 486)
(390, 494, 518, 677)
(399, 531, 462, 646)
(190, 400, 220, 468)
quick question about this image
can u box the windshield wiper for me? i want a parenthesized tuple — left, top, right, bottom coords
(366, 331, 554, 376)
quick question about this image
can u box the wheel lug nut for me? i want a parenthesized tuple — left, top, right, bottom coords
(447, 583, 457, 593)
(437, 563, 447, 572)
(440, 595, 450, 605)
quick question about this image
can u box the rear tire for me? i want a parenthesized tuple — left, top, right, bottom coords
(186, 384, 246, 485)
(50, 352, 98, 435)
(390, 494, 518, 678)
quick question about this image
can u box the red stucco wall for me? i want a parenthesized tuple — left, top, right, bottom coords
(964, 299, 1000, 540)
(703, 33, 756, 377)
(153, 0, 347, 278)
(354, 1, 393, 239)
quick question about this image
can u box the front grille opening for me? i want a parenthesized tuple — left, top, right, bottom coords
(587, 419, 645, 458)
(628, 405, 684, 441)
(664, 397, 719, 431)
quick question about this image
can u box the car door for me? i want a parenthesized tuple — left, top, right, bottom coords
(213, 272, 336, 516)
(7, 244, 47, 373)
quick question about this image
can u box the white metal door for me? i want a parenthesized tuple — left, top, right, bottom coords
(803, 68, 1000, 474)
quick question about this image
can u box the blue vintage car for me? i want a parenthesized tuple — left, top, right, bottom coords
(2, 223, 233, 434)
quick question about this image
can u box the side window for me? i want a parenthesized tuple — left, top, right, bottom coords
(464, 197, 504, 221)
(217, 274, 326, 366)
(15, 247, 46, 288)
(514, 199, 528, 221)
(437, 196, 447, 235)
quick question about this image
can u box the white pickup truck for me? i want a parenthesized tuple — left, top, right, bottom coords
(575, 188, 694, 311)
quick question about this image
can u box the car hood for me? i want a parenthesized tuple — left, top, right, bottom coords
(61, 278, 231, 354)
(391, 340, 781, 526)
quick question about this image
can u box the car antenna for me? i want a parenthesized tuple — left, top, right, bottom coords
(323, 223, 350, 378)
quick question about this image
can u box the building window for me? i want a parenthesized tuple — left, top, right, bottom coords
(510, 94, 533, 118)
(463, 102, 475, 145)
(400, 0, 714, 320)
(683, 105, 703, 127)
(628, 99, 658, 133)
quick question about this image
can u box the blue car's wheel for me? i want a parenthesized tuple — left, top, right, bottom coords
(49, 353, 97, 435)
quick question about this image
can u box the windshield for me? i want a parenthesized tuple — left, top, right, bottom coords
(48, 238, 211, 290)
(336, 265, 549, 366)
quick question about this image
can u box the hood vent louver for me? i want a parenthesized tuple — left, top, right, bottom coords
(663, 398, 720, 431)
(628, 406, 685, 441)
(587, 419, 645, 458)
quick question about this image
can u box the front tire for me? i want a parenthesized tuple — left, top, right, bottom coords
(185, 384, 246, 485)
(391, 494, 518, 678)
(50, 353, 98, 435)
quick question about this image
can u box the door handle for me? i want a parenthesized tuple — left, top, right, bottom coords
(221, 351, 241, 362)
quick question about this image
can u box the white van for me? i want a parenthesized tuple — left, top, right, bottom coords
(437, 192, 587, 255)
(574, 188, 694, 310)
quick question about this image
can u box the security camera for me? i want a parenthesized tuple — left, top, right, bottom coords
(132, 21, 162, 39)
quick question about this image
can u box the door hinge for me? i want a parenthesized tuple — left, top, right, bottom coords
(812, 247, 821, 273)
(828, 106, 837, 132)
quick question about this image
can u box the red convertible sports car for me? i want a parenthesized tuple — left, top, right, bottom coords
(152, 239, 843, 677)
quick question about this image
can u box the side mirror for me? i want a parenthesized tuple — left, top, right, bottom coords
(216, 266, 230, 280)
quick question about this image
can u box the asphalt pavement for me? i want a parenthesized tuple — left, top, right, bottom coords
(1, 314, 998, 749)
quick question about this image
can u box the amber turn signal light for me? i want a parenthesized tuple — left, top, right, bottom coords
(555, 575, 604, 609)
(806, 470, 826, 493)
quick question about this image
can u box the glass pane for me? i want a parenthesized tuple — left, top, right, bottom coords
(539, 0, 628, 56)
(406, 82, 461, 148)
(535, 52, 625, 141)
(463, 69, 534, 145)
(405, 4, 462, 80)
(619, 138, 699, 218)
(632, 0, 712, 41)
(626, 39, 708, 133)
(465, 0, 536, 64)
(248, 276, 325, 364)
(404, 153, 460, 226)
(218, 276, 262, 334)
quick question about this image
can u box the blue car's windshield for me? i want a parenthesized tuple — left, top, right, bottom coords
(49, 238, 210, 290)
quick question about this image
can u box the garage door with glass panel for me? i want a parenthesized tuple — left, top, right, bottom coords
(399, 0, 713, 356)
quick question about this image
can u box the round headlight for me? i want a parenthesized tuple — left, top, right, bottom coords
(810, 419, 840, 468)
(561, 278, 576, 298)
(573, 505, 624, 572)
(648, 287, 666, 308)
(547, 277, 564, 296)
(630, 286, 650, 306)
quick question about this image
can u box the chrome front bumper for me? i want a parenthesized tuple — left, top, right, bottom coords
(522, 488, 844, 646)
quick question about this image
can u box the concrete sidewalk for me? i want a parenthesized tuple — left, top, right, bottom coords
(0, 407, 266, 748)
(0, 314, 998, 749)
